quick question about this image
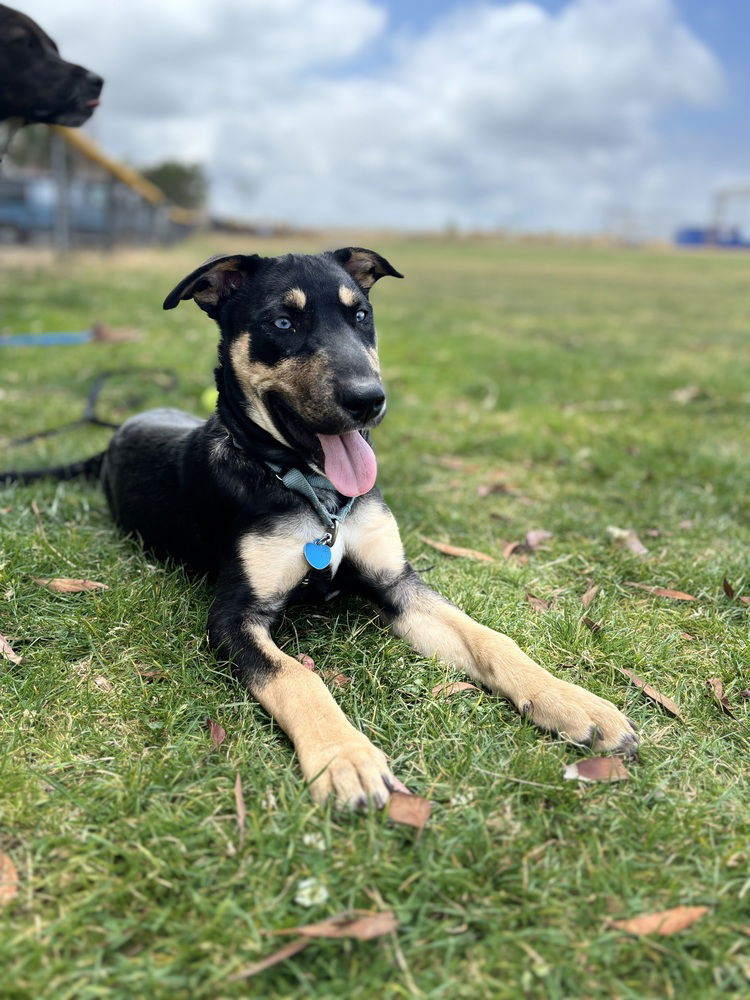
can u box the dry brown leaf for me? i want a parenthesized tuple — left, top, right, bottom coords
(680, 631, 695, 641)
(0, 633, 22, 665)
(525, 529, 553, 550)
(722, 579, 750, 605)
(610, 905, 709, 936)
(526, 592, 551, 614)
(234, 772, 246, 839)
(581, 616, 602, 634)
(207, 719, 226, 749)
(0, 849, 19, 906)
(502, 540, 526, 559)
(387, 791, 431, 830)
(581, 583, 599, 609)
(564, 756, 629, 783)
(620, 669, 684, 719)
(625, 582, 696, 601)
(419, 535, 495, 564)
(607, 526, 648, 556)
(323, 670, 350, 687)
(477, 481, 517, 497)
(625, 532, 648, 556)
(33, 577, 108, 594)
(436, 456, 479, 472)
(138, 668, 167, 682)
(91, 322, 142, 343)
(229, 910, 399, 981)
(277, 910, 399, 941)
(707, 678, 736, 718)
(431, 681, 480, 697)
(230, 936, 312, 980)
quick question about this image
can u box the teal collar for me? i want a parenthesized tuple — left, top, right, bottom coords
(266, 462, 357, 548)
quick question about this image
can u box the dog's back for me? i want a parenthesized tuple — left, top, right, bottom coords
(102, 409, 210, 565)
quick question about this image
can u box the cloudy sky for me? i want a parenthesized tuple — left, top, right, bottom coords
(17, 0, 750, 234)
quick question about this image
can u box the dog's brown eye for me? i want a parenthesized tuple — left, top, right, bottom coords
(274, 318, 293, 330)
(355, 310, 367, 322)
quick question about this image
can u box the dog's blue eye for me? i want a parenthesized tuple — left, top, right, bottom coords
(355, 310, 367, 322)
(274, 318, 293, 330)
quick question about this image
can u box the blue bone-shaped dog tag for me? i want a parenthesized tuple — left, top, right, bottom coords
(304, 540, 332, 571)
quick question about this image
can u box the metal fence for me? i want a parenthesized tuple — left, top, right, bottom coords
(0, 127, 199, 249)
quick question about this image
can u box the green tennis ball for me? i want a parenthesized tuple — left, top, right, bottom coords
(200, 387, 219, 413)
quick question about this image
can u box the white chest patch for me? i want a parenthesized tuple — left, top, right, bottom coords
(239, 496, 403, 603)
(297, 506, 375, 579)
(328, 524, 346, 576)
(297, 511, 347, 577)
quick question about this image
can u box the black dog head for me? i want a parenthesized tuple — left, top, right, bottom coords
(164, 249, 403, 496)
(0, 4, 103, 126)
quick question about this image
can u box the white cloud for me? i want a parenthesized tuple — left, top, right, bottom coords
(17, 0, 724, 233)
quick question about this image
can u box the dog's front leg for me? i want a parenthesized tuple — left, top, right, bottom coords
(208, 554, 397, 808)
(347, 500, 638, 753)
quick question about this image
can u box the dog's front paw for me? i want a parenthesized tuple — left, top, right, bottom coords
(299, 733, 399, 809)
(520, 680, 639, 754)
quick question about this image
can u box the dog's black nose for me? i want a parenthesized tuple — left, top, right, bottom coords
(339, 382, 386, 424)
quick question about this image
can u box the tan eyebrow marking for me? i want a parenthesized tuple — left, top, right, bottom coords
(283, 288, 306, 310)
(338, 284, 358, 307)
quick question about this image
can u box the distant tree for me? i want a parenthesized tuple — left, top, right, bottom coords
(142, 160, 207, 209)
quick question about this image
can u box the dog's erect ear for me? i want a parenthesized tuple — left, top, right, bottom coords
(162, 254, 261, 316)
(330, 247, 403, 292)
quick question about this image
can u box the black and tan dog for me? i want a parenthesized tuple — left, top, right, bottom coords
(103, 248, 638, 805)
(0, 3, 103, 156)
(7, 248, 639, 806)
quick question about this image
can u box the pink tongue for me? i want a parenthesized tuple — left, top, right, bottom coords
(316, 431, 377, 497)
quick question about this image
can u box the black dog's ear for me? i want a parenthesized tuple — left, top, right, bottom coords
(162, 254, 261, 316)
(330, 247, 403, 292)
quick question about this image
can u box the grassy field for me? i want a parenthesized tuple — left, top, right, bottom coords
(1, 236, 749, 998)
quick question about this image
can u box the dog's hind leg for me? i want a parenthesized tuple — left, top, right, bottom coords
(346, 500, 638, 754)
(208, 551, 397, 809)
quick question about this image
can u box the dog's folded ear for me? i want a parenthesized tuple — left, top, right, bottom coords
(330, 247, 403, 292)
(162, 254, 261, 317)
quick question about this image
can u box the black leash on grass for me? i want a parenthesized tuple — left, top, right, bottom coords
(0, 368, 179, 484)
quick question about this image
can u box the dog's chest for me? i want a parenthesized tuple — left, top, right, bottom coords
(237, 507, 363, 605)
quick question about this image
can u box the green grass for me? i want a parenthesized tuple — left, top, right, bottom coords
(1, 237, 750, 997)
